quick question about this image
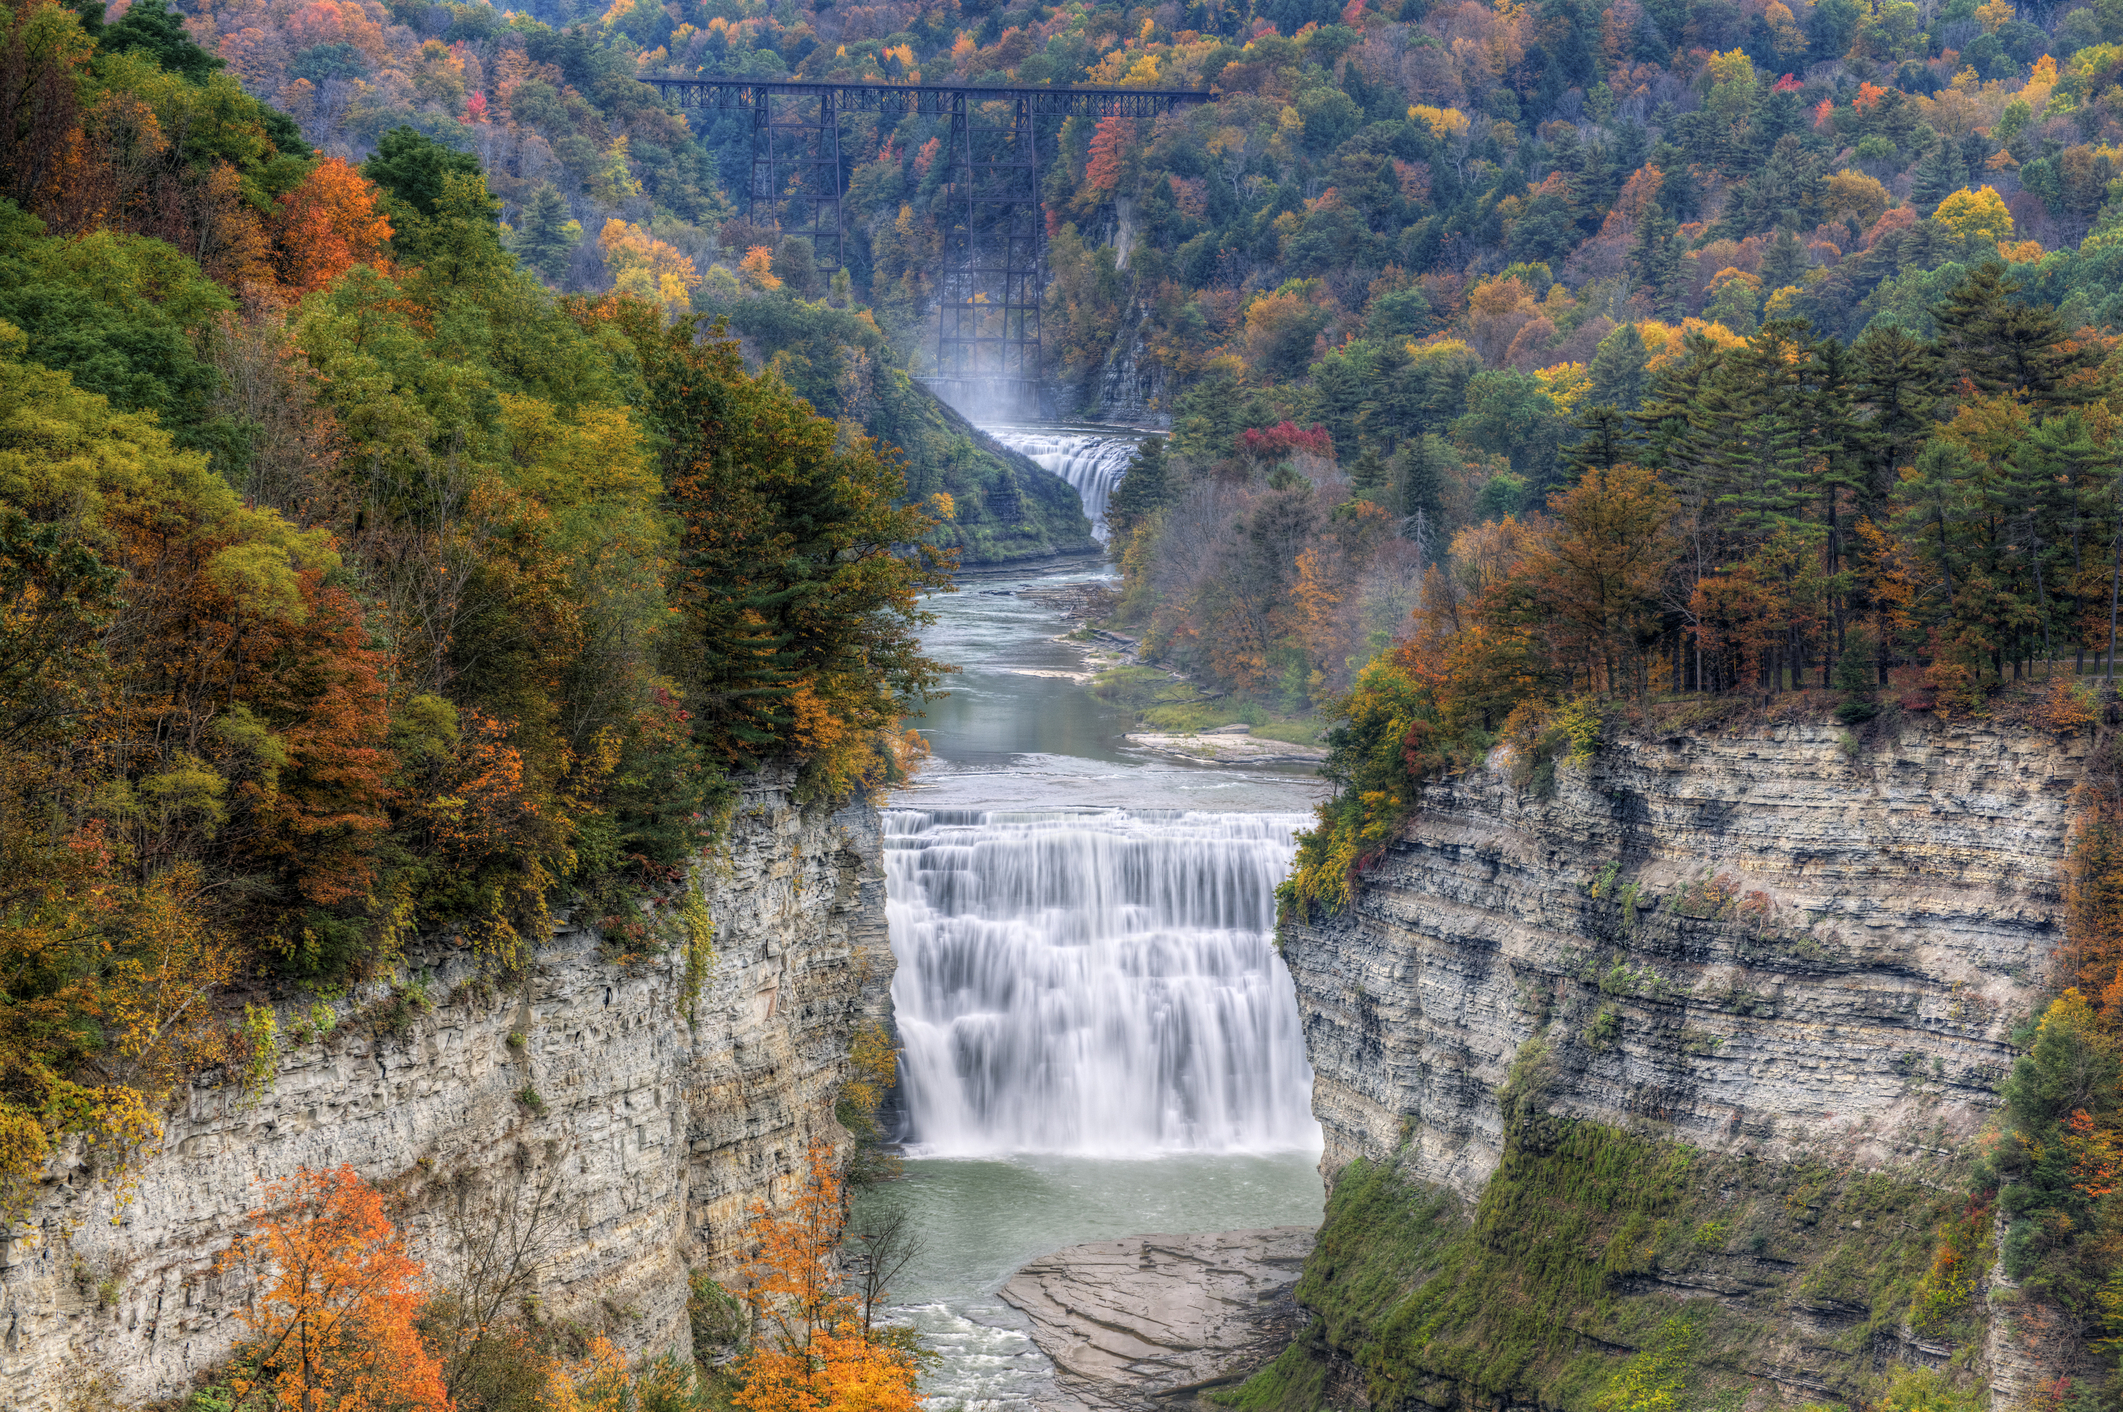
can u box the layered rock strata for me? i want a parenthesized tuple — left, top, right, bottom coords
(1286, 722, 2084, 1198)
(1001, 1228, 1316, 1410)
(0, 773, 887, 1410)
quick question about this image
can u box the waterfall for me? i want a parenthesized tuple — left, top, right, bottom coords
(985, 429, 1142, 542)
(885, 807, 1318, 1156)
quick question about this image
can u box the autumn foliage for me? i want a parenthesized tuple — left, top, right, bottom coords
(734, 1142, 923, 1412)
(0, 0, 948, 1213)
(270, 158, 392, 294)
(220, 1165, 449, 1412)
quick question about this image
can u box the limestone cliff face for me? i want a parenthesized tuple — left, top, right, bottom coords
(0, 772, 887, 1410)
(1276, 721, 2089, 1406)
(1286, 721, 2081, 1195)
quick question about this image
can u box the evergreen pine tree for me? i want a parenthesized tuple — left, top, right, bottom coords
(514, 184, 580, 283)
(1562, 405, 1638, 484)
(1850, 323, 1943, 515)
(1892, 440, 1980, 609)
(1759, 228, 1808, 291)
(1911, 142, 1969, 211)
(1709, 322, 1815, 544)
(1348, 445, 1389, 503)
(1394, 434, 1453, 534)
(1635, 329, 1732, 494)
(1105, 435, 1170, 539)
(1932, 264, 2104, 407)
(1312, 354, 1370, 457)
(2027, 411, 2118, 671)
(1587, 323, 1651, 411)
(1628, 205, 1683, 316)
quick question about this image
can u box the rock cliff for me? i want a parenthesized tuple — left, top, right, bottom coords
(1289, 721, 2080, 1196)
(0, 772, 888, 1410)
(1265, 720, 2087, 1409)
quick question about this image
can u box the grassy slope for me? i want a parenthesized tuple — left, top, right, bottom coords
(1223, 1107, 1961, 1412)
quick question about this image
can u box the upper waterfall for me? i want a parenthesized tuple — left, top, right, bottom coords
(885, 807, 1318, 1157)
(984, 428, 1143, 542)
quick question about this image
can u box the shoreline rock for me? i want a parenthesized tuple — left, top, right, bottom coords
(1000, 1227, 1316, 1411)
(1123, 731, 1328, 766)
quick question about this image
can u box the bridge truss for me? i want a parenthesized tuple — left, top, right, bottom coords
(642, 77, 1215, 413)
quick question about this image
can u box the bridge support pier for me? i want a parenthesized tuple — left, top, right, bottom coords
(935, 91, 1043, 419)
(645, 78, 1213, 418)
(748, 91, 844, 270)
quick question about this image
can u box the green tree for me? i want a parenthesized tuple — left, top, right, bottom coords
(1627, 205, 1682, 316)
(0, 205, 234, 456)
(363, 127, 485, 221)
(1932, 264, 2104, 407)
(1348, 445, 1389, 503)
(1395, 433, 1453, 536)
(1454, 370, 1563, 492)
(1910, 144, 1969, 211)
(1758, 228, 1808, 292)
(97, 0, 222, 82)
(596, 301, 954, 794)
(512, 184, 580, 284)
(1106, 435, 1170, 539)
(1586, 323, 1650, 412)
(1562, 405, 1638, 484)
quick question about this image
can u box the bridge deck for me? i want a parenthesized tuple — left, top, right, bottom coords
(641, 76, 1215, 118)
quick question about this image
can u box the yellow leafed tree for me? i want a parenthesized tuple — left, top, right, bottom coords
(734, 1142, 923, 1412)
(1933, 185, 2013, 244)
(598, 219, 700, 318)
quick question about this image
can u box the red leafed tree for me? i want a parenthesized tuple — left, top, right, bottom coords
(1084, 115, 1134, 196)
(1239, 421, 1334, 462)
(222, 1164, 448, 1412)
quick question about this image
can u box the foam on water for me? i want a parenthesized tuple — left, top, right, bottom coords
(983, 426, 1141, 541)
(886, 807, 1317, 1156)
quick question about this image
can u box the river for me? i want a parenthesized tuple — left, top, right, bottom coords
(868, 437, 1328, 1410)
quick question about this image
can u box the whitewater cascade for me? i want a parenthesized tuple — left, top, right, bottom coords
(885, 808, 1318, 1156)
(985, 428, 1141, 542)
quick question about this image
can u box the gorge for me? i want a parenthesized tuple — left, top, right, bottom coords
(0, 776, 892, 1406)
(0, 434, 2091, 1412)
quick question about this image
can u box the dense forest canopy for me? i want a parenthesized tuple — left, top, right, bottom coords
(16, 0, 2123, 1394)
(0, 0, 952, 1214)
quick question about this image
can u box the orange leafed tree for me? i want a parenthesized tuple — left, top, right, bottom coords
(270, 158, 393, 295)
(1085, 115, 1134, 195)
(734, 1141, 922, 1412)
(222, 1164, 449, 1412)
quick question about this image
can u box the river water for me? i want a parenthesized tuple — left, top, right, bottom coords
(868, 448, 1329, 1408)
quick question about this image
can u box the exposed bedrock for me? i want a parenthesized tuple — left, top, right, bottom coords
(1286, 723, 2084, 1196)
(1001, 1228, 1317, 1411)
(0, 772, 888, 1411)
(1274, 721, 2090, 1406)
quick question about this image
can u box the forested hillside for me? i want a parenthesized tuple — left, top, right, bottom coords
(18, 0, 2123, 1394)
(126, 0, 2123, 725)
(0, 0, 953, 1226)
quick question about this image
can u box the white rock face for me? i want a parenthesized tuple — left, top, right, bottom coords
(0, 772, 888, 1409)
(1000, 1228, 1316, 1410)
(1284, 722, 2087, 1197)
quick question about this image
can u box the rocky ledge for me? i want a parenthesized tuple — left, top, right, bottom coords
(1123, 727, 1328, 766)
(1001, 1228, 1315, 1410)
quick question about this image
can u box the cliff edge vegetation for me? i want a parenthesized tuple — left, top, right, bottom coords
(1245, 264, 2123, 1405)
(0, 0, 949, 1249)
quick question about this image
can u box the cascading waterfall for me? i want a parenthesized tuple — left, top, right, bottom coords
(886, 807, 1318, 1156)
(984, 428, 1141, 542)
